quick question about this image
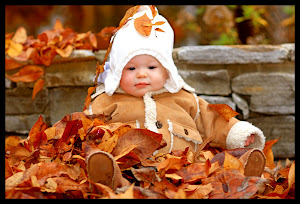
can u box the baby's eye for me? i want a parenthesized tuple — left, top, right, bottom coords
(148, 66, 156, 69)
(128, 67, 135, 71)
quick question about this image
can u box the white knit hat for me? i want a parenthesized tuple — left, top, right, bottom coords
(96, 5, 194, 95)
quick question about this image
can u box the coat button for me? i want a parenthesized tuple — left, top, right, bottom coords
(156, 121, 163, 129)
(184, 129, 189, 135)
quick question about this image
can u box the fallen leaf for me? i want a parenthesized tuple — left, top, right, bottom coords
(32, 78, 44, 100)
(7, 40, 23, 58)
(11, 26, 27, 44)
(5, 65, 44, 83)
(208, 104, 239, 121)
(5, 58, 23, 71)
(263, 139, 279, 169)
(223, 151, 244, 174)
(55, 44, 73, 58)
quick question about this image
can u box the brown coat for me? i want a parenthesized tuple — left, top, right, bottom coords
(84, 88, 265, 153)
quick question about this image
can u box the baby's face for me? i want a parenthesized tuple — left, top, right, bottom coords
(120, 54, 168, 97)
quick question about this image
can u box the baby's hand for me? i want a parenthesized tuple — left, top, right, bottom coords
(244, 134, 256, 146)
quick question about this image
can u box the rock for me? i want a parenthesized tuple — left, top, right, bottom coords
(49, 87, 90, 125)
(179, 69, 231, 95)
(232, 93, 249, 119)
(177, 45, 289, 64)
(231, 72, 294, 95)
(199, 95, 236, 110)
(231, 72, 295, 114)
(250, 92, 295, 115)
(44, 60, 96, 87)
(247, 116, 295, 158)
(5, 114, 47, 134)
(5, 87, 48, 115)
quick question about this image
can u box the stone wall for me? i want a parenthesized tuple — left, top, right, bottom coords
(5, 44, 295, 159)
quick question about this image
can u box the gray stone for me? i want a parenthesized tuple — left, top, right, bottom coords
(199, 95, 236, 111)
(250, 92, 295, 115)
(5, 78, 16, 89)
(49, 86, 90, 125)
(5, 87, 48, 114)
(247, 116, 295, 158)
(5, 114, 47, 134)
(52, 50, 96, 63)
(232, 72, 295, 114)
(177, 45, 289, 64)
(44, 60, 96, 87)
(231, 72, 294, 95)
(179, 69, 231, 95)
(232, 93, 249, 119)
(281, 43, 295, 61)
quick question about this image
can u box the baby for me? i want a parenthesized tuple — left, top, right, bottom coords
(84, 6, 266, 191)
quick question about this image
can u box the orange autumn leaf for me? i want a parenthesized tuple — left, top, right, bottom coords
(83, 85, 97, 111)
(155, 28, 165, 33)
(54, 18, 64, 30)
(134, 13, 152, 36)
(208, 104, 239, 121)
(55, 44, 73, 58)
(5, 65, 44, 83)
(32, 78, 44, 100)
(223, 151, 244, 174)
(5, 58, 23, 71)
(263, 139, 279, 169)
(11, 26, 27, 44)
(119, 5, 141, 27)
(149, 5, 158, 18)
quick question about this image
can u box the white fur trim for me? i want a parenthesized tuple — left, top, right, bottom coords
(135, 120, 140, 128)
(226, 121, 265, 150)
(167, 119, 174, 153)
(192, 93, 200, 121)
(143, 92, 158, 133)
(88, 104, 93, 115)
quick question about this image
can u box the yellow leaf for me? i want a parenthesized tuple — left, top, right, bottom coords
(7, 40, 23, 58)
(288, 161, 295, 188)
(223, 151, 244, 174)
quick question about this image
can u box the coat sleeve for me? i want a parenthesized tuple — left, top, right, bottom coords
(195, 96, 265, 150)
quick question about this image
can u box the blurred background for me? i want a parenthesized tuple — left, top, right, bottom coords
(5, 5, 295, 47)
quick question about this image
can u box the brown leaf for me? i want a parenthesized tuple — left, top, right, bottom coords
(5, 65, 44, 83)
(112, 129, 165, 164)
(176, 159, 211, 183)
(208, 104, 239, 121)
(32, 78, 44, 100)
(134, 13, 152, 36)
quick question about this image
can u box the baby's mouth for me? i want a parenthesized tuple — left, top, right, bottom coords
(135, 82, 149, 87)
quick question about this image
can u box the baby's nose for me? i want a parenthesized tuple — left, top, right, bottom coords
(136, 70, 147, 78)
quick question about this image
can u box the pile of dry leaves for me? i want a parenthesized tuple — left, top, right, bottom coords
(5, 112, 295, 199)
